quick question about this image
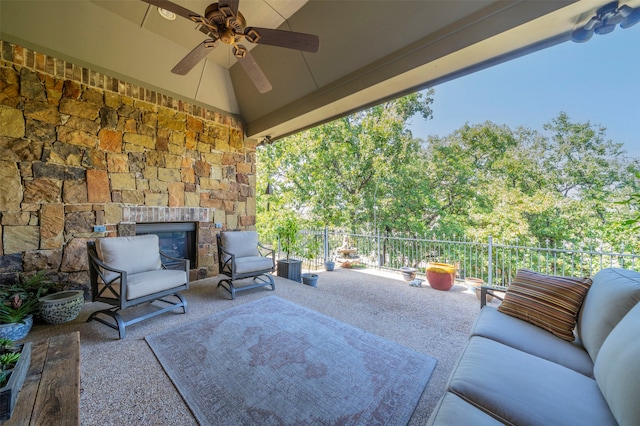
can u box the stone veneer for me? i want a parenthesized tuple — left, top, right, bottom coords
(0, 41, 257, 290)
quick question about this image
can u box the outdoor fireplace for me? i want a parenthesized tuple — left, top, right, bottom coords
(119, 206, 215, 279)
(136, 222, 197, 268)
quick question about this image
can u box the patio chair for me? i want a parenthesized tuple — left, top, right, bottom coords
(216, 231, 275, 299)
(86, 234, 189, 339)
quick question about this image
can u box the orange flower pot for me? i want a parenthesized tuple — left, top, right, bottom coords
(426, 262, 456, 291)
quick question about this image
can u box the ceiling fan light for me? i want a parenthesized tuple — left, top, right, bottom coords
(571, 28, 594, 42)
(582, 16, 599, 31)
(621, 8, 640, 28)
(618, 4, 633, 17)
(158, 7, 177, 20)
(595, 23, 616, 35)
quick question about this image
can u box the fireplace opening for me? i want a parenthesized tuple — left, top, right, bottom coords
(136, 222, 197, 268)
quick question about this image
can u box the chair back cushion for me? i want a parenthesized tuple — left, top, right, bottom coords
(220, 231, 260, 258)
(96, 235, 162, 280)
(593, 302, 640, 425)
(578, 268, 640, 361)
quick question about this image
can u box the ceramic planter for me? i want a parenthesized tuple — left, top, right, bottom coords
(399, 267, 418, 281)
(324, 261, 335, 271)
(465, 277, 492, 302)
(302, 273, 319, 287)
(426, 262, 456, 291)
(38, 290, 85, 324)
(0, 316, 33, 342)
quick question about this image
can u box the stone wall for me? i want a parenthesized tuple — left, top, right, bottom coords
(0, 41, 256, 290)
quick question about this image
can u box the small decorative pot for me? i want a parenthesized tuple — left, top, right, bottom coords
(302, 273, 319, 287)
(38, 290, 85, 324)
(426, 262, 456, 291)
(400, 267, 418, 281)
(0, 315, 33, 341)
(465, 277, 492, 302)
(324, 261, 335, 271)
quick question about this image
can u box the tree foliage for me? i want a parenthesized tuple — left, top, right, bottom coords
(257, 101, 640, 251)
(257, 92, 434, 235)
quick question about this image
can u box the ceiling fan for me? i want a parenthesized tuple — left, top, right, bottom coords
(141, 0, 320, 93)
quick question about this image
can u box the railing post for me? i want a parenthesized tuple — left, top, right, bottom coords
(488, 235, 493, 287)
(377, 228, 381, 268)
(324, 227, 329, 261)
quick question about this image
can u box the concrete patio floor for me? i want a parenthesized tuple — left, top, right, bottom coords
(23, 266, 492, 425)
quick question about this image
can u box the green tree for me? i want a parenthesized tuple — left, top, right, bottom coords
(421, 113, 639, 248)
(257, 91, 434, 233)
(525, 112, 634, 247)
(422, 122, 520, 237)
(258, 102, 640, 254)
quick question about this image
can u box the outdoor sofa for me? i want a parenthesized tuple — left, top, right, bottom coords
(427, 267, 640, 425)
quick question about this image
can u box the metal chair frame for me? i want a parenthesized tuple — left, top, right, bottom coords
(216, 233, 275, 300)
(86, 241, 189, 339)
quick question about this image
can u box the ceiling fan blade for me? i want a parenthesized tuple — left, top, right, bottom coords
(237, 50, 272, 93)
(171, 40, 217, 75)
(140, 0, 201, 21)
(247, 27, 319, 53)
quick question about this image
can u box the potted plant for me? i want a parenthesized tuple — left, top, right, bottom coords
(302, 237, 321, 287)
(0, 337, 31, 420)
(274, 213, 303, 282)
(0, 271, 59, 340)
(324, 257, 335, 271)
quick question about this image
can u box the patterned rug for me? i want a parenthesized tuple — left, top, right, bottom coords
(146, 296, 437, 425)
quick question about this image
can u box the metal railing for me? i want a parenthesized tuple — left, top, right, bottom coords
(275, 229, 640, 287)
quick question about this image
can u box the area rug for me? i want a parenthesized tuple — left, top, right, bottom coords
(146, 296, 437, 425)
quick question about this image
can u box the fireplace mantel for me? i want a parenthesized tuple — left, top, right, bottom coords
(122, 207, 212, 223)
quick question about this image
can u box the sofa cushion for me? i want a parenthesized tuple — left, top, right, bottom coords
(578, 268, 640, 362)
(471, 305, 594, 376)
(426, 392, 504, 426)
(220, 231, 260, 260)
(97, 235, 162, 282)
(447, 336, 616, 426)
(497, 268, 591, 341)
(594, 302, 640, 426)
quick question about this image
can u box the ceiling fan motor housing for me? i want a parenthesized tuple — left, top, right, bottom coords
(205, 3, 246, 44)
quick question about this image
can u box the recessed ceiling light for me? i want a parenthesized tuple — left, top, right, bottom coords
(158, 7, 176, 20)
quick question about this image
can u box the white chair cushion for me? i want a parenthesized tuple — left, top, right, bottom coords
(234, 256, 274, 274)
(220, 231, 260, 259)
(126, 270, 187, 300)
(97, 235, 162, 282)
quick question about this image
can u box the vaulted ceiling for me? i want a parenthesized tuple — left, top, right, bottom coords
(1, 0, 633, 142)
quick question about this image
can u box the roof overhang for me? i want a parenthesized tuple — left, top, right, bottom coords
(1, 0, 633, 142)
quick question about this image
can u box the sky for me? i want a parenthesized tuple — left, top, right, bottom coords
(408, 21, 640, 159)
